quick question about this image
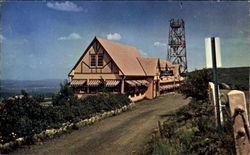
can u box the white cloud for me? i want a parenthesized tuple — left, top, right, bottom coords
(107, 33, 122, 41)
(58, 33, 81, 40)
(0, 35, 6, 42)
(154, 42, 167, 47)
(47, 1, 83, 12)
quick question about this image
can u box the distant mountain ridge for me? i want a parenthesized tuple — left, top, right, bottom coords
(1, 79, 64, 87)
(0, 79, 65, 98)
(191, 67, 249, 90)
(1, 67, 249, 98)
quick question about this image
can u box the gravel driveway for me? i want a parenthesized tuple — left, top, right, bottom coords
(12, 93, 190, 155)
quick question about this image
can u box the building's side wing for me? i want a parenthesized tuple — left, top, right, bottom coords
(137, 57, 160, 77)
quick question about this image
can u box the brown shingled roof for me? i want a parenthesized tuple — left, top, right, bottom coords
(69, 37, 168, 77)
(96, 37, 146, 76)
(160, 59, 173, 68)
(137, 57, 159, 76)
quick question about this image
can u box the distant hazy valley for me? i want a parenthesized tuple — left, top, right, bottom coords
(0, 79, 64, 98)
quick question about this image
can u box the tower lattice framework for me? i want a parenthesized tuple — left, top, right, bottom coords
(167, 19, 187, 73)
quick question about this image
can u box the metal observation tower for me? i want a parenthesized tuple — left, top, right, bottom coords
(167, 19, 187, 74)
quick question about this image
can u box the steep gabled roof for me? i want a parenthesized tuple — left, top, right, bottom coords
(137, 57, 159, 76)
(69, 37, 166, 77)
(96, 37, 146, 76)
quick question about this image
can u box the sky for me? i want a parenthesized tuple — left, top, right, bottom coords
(1, 1, 250, 80)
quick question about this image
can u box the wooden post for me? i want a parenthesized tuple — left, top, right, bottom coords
(87, 79, 90, 94)
(228, 90, 249, 155)
(121, 77, 125, 94)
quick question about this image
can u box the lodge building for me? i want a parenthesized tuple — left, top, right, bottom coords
(68, 37, 184, 101)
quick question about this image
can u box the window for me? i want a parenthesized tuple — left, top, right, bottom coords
(160, 70, 173, 76)
(98, 55, 103, 66)
(90, 55, 96, 66)
(90, 54, 103, 67)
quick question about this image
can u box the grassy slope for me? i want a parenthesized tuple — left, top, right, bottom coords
(140, 68, 249, 154)
(217, 67, 249, 90)
(141, 99, 235, 155)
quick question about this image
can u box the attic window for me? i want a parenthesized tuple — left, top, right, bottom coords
(98, 55, 103, 66)
(90, 55, 96, 66)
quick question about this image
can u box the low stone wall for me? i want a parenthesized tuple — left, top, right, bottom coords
(0, 102, 136, 153)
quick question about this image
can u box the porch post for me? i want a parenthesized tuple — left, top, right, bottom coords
(121, 76, 125, 94)
(87, 79, 90, 94)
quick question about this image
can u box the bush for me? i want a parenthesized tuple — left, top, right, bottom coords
(52, 80, 76, 106)
(104, 93, 130, 109)
(81, 93, 131, 113)
(32, 95, 45, 103)
(147, 99, 235, 155)
(82, 95, 108, 113)
(143, 68, 236, 155)
(0, 97, 45, 143)
(0, 90, 131, 145)
(179, 69, 212, 100)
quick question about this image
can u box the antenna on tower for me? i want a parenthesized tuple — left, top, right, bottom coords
(179, 0, 183, 9)
(167, 19, 187, 74)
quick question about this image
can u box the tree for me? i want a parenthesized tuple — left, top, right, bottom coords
(179, 69, 212, 100)
(21, 89, 28, 98)
(52, 80, 76, 106)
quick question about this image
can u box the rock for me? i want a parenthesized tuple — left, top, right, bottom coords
(122, 106, 127, 111)
(8, 141, 15, 148)
(109, 111, 114, 117)
(83, 119, 88, 125)
(33, 136, 42, 144)
(78, 120, 86, 127)
(95, 116, 100, 121)
(68, 123, 74, 128)
(114, 109, 119, 115)
(91, 117, 95, 123)
(0, 143, 3, 150)
(15, 137, 24, 145)
(37, 131, 46, 140)
(87, 118, 92, 125)
(1, 143, 10, 151)
(45, 129, 56, 138)
(101, 112, 106, 118)
(110, 110, 115, 116)
(62, 127, 67, 131)
(220, 83, 231, 90)
(57, 128, 63, 134)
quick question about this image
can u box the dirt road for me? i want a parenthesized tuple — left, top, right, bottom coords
(12, 93, 190, 155)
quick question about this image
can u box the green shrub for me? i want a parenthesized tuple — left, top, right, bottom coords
(144, 68, 236, 154)
(0, 90, 131, 145)
(82, 95, 108, 113)
(179, 69, 212, 100)
(149, 99, 235, 154)
(0, 97, 45, 143)
(81, 93, 131, 113)
(151, 138, 184, 155)
(32, 95, 45, 103)
(52, 80, 75, 106)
